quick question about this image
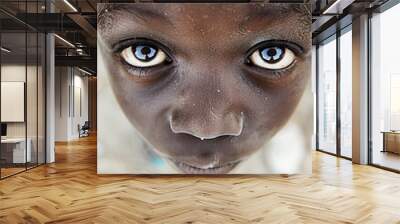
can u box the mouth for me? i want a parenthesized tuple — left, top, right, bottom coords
(171, 160, 240, 174)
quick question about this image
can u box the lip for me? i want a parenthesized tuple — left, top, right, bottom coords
(171, 160, 240, 174)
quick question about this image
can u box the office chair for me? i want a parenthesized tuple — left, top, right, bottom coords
(79, 121, 90, 138)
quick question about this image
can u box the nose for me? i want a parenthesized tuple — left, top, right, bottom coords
(169, 60, 245, 140)
(169, 110, 243, 140)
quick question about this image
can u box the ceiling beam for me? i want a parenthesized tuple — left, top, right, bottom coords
(67, 13, 97, 40)
(322, 0, 356, 14)
(55, 55, 96, 72)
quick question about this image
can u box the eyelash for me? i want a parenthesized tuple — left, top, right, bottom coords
(245, 41, 302, 63)
(244, 40, 302, 78)
(114, 38, 174, 79)
(247, 40, 302, 53)
(114, 39, 303, 75)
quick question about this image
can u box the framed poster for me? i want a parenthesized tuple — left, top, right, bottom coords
(1, 82, 25, 122)
(97, 3, 312, 174)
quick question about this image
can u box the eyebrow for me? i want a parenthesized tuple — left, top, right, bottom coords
(239, 4, 311, 45)
(242, 4, 311, 27)
(98, 4, 173, 29)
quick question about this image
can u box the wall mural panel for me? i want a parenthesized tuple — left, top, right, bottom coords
(97, 3, 312, 174)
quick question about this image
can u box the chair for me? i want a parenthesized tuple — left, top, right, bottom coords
(79, 121, 90, 138)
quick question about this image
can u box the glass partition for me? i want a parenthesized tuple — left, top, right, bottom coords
(27, 31, 38, 169)
(0, 1, 46, 179)
(1, 30, 28, 177)
(38, 32, 45, 165)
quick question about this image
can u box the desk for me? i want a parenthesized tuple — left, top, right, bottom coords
(1, 138, 31, 163)
(382, 131, 400, 154)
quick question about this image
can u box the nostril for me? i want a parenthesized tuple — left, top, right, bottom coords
(197, 134, 235, 141)
(175, 132, 234, 141)
(169, 111, 244, 140)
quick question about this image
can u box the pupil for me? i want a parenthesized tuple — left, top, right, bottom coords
(141, 47, 151, 55)
(260, 47, 284, 63)
(134, 45, 157, 61)
(267, 48, 277, 57)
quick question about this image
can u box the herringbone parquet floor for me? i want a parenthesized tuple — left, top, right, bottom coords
(1, 135, 400, 224)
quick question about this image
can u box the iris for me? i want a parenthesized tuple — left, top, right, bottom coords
(260, 47, 285, 64)
(133, 45, 157, 62)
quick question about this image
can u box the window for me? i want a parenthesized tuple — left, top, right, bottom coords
(316, 25, 353, 159)
(340, 27, 352, 158)
(370, 3, 400, 171)
(317, 35, 337, 154)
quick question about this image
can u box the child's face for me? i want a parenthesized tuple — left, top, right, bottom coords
(98, 4, 311, 174)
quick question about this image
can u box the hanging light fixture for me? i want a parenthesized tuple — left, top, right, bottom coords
(54, 34, 75, 48)
(63, 0, 78, 12)
(1, 47, 11, 53)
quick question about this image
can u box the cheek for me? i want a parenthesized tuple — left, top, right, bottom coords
(246, 66, 309, 130)
(110, 83, 170, 130)
(104, 56, 155, 125)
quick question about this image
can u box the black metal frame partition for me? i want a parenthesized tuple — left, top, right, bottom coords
(0, 0, 47, 180)
(315, 24, 353, 161)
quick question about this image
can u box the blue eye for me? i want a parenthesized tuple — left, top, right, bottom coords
(121, 44, 168, 68)
(260, 47, 285, 64)
(134, 45, 157, 62)
(249, 46, 295, 70)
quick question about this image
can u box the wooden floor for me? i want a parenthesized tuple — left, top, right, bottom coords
(373, 150, 400, 171)
(0, 167, 26, 178)
(1, 135, 400, 224)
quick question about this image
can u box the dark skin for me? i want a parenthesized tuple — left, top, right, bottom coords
(98, 3, 311, 174)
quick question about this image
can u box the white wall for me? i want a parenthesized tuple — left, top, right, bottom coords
(55, 66, 69, 141)
(55, 67, 89, 141)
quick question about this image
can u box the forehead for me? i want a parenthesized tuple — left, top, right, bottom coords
(98, 3, 311, 50)
(98, 3, 309, 18)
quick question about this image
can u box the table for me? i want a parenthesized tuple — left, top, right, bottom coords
(382, 131, 400, 154)
(1, 138, 31, 163)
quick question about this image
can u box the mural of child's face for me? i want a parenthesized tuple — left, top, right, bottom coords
(98, 4, 311, 174)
